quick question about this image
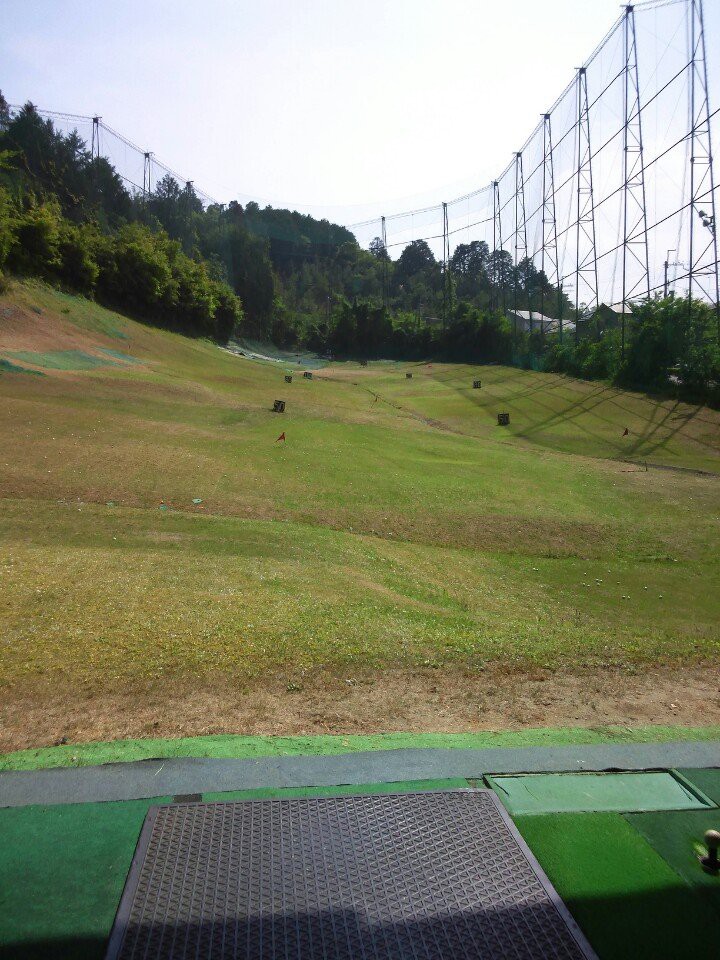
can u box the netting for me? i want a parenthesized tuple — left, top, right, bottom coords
(348, 0, 719, 314)
(7, 0, 718, 316)
(6, 106, 219, 208)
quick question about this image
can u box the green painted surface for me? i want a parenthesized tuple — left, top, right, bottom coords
(627, 809, 720, 919)
(489, 772, 711, 815)
(677, 767, 720, 806)
(0, 779, 467, 959)
(3, 725, 719, 772)
(98, 348, 140, 364)
(0, 357, 44, 376)
(515, 812, 715, 960)
(202, 777, 470, 802)
(7, 349, 122, 370)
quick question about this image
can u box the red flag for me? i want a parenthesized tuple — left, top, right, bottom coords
(623, 427, 629, 437)
(276, 432, 286, 442)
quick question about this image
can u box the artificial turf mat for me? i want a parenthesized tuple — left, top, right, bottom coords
(676, 767, 720, 805)
(0, 796, 170, 960)
(627, 809, 720, 919)
(0, 779, 468, 960)
(488, 772, 711, 815)
(514, 812, 715, 960)
(4, 725, 719, 772)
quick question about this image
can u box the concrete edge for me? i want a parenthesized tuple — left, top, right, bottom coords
(0, 741, 718, 808)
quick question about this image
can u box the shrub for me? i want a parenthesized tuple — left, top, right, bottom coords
(8, 199, 61, 276)
(58, 222, 99, 295)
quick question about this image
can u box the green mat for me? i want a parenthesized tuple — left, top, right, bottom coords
(0, 778, 468, 960)
(627, 809, 720, 919)
(677, 767, 720, 806)
(515, 811, 715, 960)
(488, 772, 711, 815)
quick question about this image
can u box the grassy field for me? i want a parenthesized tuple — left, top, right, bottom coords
(1, 280, 719, 748)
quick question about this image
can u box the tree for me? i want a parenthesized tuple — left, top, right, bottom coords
(369, 236, 389, 261)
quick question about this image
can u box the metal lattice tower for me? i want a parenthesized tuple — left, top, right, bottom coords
(621, 3, 650, 359)
(541, 113, 561, 340)
(513, 151, 530, 333)
(688, 0, 719, 339)
(574, 67, 599, 342)
(491, 180, 505, 314)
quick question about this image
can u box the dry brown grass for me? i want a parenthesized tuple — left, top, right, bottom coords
(1, 664, 718, 752)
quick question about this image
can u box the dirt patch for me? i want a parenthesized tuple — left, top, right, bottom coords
(1, 663, 717, 752)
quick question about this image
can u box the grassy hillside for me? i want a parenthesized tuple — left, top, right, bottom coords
(1, 281, 718, 748)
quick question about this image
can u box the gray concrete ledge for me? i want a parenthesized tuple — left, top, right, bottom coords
(1, 741, 718, 808)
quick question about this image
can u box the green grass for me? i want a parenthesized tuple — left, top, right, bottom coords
(0, 281, 718, 704)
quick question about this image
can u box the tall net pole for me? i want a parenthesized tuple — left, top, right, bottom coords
(381, 215, 388, 309)
(142, 152, 152, 202)
(621, 2, 650, 361)
(688, 0, 720, 341)
(541, 113, 561, 341)
(513, 152, 529, 334)
(442, 201, 450, 328)
(574, 67, 599, 344)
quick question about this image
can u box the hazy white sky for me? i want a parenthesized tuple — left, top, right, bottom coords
(1, 0, 718, 224)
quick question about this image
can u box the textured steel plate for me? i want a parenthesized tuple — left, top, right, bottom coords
(106, 790, 596, 959)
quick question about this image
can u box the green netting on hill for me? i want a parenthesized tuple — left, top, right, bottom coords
(98, 349, 140, 364)
(7, 350, 123, 371)
(0, 358, 45, 376)
(230, 339, 329, 370)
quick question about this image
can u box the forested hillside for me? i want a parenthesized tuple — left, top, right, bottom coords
(0, 93, 717, 401)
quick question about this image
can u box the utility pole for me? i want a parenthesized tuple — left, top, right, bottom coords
(621, 3, 650, 362)
(664, 249, 676, 298)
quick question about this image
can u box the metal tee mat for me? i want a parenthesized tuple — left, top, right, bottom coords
(105, 789, 596, 959)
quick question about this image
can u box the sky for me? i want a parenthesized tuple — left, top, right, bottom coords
(1, 0, 718, 226)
